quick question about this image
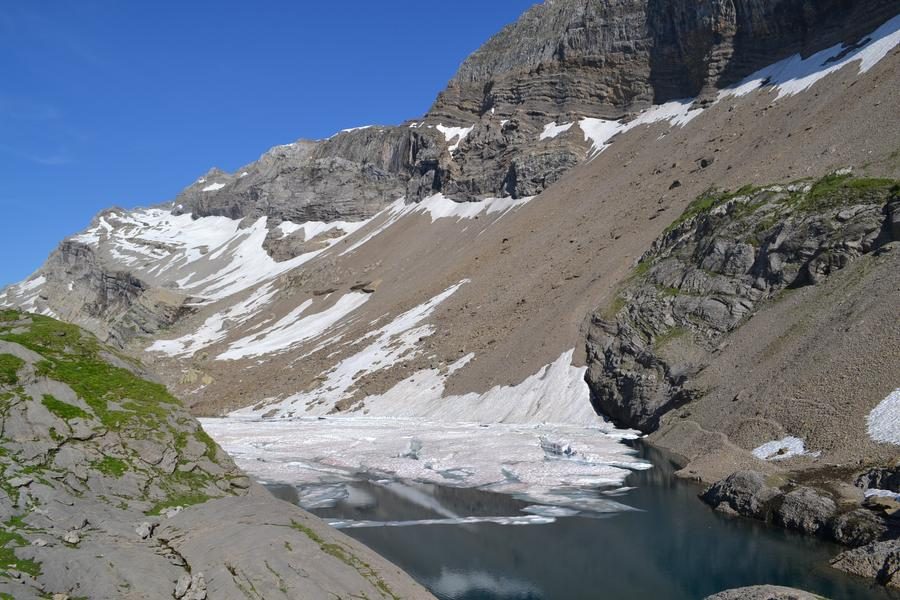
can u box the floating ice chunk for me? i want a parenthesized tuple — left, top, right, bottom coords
(539, 121, 574, 140)
(327, 515, 556, 529)
(521, 505, 580, 518)
(868, 389, 900, 445)
(201, 182, 226, 192)
(752, 436, 820, 461)
(540, 436, 577, 459)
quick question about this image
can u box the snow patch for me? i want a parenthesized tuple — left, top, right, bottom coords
(752, 436, 820, 461)
(722, 14, 900, 101)
(233, 280, 468, 416)
(868, 389, 900, 445)
(201, 182, 226, 192)
(539, 121, 574, 140)
(217, 292, 371, 360)
(436, 124, 474, 153)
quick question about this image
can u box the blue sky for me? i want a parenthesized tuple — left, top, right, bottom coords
(0, 1, 536, 287)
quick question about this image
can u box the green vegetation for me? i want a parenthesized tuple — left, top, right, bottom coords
(653, 326, 688, 351)
(0, 518, 41, 579)
(290, 520, 399, 600)
(795, 173, 898, 212)
(0, 313, 177, 431)
(41, 394, 90, 421)
(0, 354, 24, 387)
(0, 311, 233, 516)
(92, 456, 129, 478)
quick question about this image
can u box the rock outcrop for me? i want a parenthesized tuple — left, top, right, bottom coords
(0, 310, 432, 599)
(586, 174, 899, 432)
(704, 586, 828, 600)
(831, 539, 900, 589)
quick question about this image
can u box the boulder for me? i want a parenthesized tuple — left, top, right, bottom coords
(701, 471, 781, 520)
(704, 585, 828, 599)
(831, 539, 900, 588)
(773, 487, 836, 535)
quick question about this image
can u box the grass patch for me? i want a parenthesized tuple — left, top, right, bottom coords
(92, 456, 129, 478)
(290, 521, 399, 600)
(41, 394, 90, 421)
(0, 354, 24, 387)
(0, 519, 41, 579)
(653, 327, 688, 351)
(795, 173, 898, 213)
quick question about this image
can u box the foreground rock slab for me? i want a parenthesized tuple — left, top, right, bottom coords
(705, 585, 828, 599)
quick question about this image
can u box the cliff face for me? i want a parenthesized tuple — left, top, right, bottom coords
(172, 0, 900, 222)
(433, 0, 900, 120)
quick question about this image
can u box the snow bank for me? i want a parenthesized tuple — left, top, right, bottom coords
(201, 182, 226, 192)
(218, 291, 371, 360)
(752, 436, 820, 461)
(539, 121, 574, 140)
(232, 280, 468, 416)
(868, 388, 900, 445)
(436, 124, 475, 153)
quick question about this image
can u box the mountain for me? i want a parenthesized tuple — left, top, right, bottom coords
(3, 0, 900, 592)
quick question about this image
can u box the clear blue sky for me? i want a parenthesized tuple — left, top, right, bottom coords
(0, 1, 536, 287)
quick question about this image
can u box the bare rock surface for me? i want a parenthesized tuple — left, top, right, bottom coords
(0, 311, 432, 599)
(704, 585, 828, 600)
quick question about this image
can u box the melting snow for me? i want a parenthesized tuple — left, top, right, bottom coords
(539, 121, 574, 140)
(201, 415, 648, 514)
(868, 389, 900, 445)
(580, 100, 702, 156)
(752, 436, 820, 461)
(232, 281, 468, 416)
(436, 124, 475, 153)
(362, 349, 602, 426)
(722, 14, 900, 100)
(146, 284, 277, 357)
(201, 182, 226, 192)
(217, 292, 371, 360)
(339, 194, 533, 256)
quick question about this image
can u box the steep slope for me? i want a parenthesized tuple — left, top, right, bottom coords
(0, 310, 432, 599)
(2, 1, 900, 589)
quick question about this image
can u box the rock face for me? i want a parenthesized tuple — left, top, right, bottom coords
(0, 310, 433, 599)
(701, 471, 895, 546)
(430, 0, 900, 121)
(831, 539, 900, 588)
(586, 175, 899, 432)
(171, 0, 899, 220)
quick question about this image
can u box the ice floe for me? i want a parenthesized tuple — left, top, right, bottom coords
(868, 388, 900, 445)
(201, 415, 649, 514)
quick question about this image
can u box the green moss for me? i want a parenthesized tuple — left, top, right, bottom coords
(653, 327, 688, 351)
(0, 354, 24, 387)
(796, 173, 897, 213)
(0, 310, 20, 322)
(290, 521, 399, 600)
(41, 394, 90, 421)
(92, 456, 129, 478)
(0, 518, 42, 579)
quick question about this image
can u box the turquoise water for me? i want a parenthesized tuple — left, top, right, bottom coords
(269, 446, 899, 600)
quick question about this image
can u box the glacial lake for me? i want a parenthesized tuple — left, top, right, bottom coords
(268, 445, 900, 600)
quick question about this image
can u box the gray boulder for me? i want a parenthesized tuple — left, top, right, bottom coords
(831, 539, 900, 589)
(704, 585, 828, 599)
(773, 487, 836, 536)
(701, 471, 781, 520)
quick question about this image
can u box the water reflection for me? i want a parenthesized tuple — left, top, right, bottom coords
(268, 445, 899, 600)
